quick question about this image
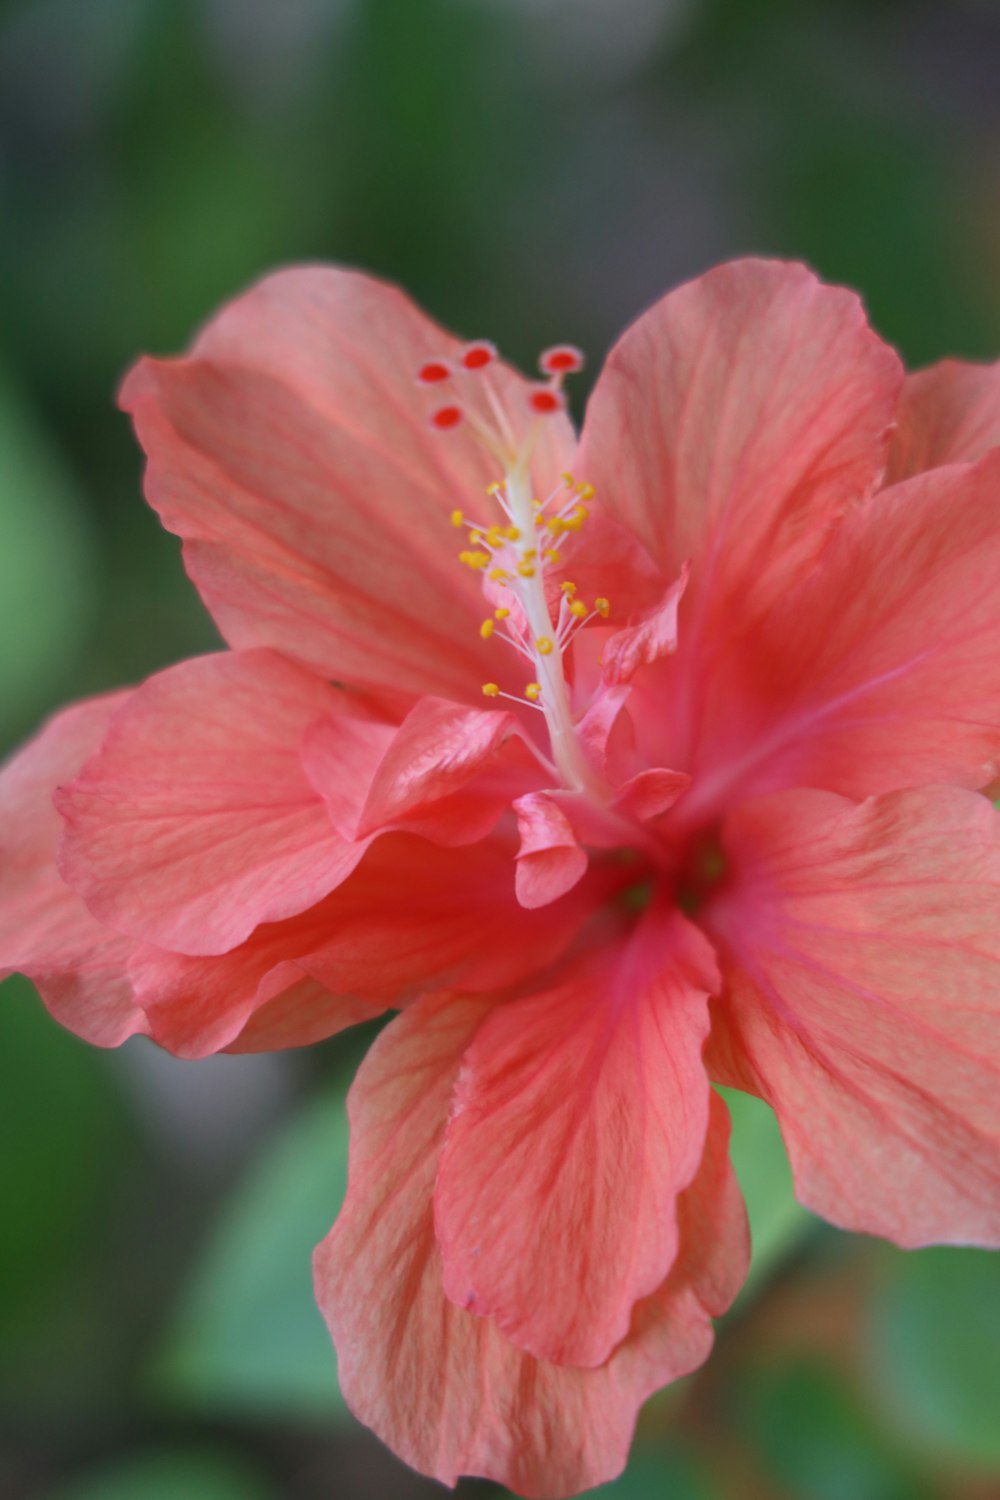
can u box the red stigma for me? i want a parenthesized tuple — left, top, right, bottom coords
(540, 345, 584, 375)
(461, 340, 497, 371)
(528, 386, 565, 415)
(418, 360, 452, 384)
(430, 404, 464, 430)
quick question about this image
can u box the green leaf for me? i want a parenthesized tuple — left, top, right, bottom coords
(0, 365, 97, 743)
(0, 977, 125, 1339)
(865, 1246, 1000, 1471)
(575, 1447, 722, 1500)
(734, 1358, 939, 1500)
(717, 1086, 815, 1295)
(43, 1447, 274, 1500)
(153, 1081, 350, 1418)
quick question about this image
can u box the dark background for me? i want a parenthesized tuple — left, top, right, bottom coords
(2, 2, 999, 1497)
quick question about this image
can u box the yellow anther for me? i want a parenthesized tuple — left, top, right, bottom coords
(494, 606, 511, 620)
(548, 517, 567, 536)
(576, 482, 595, 500)
(533, 513, 546, 528)
(486, 525, 505, 548)
(569, 599, 588, 619)
(482, 682, 500, 698)
(505, 525, 521, 541)
(450, 509, 464, 528)
(595, 597, 610, 618)
(488, 566, 510, 582)
(536, 636, 554, 656)
(480, 619, 495, 639)
(560, 472, 575, 487)
(544, 548, 561, 564)
(459, 549, 490, 570)
(522, 548, 537, 562)
(487, 482, 502, 496)
(525, 682, 543, 701)
(517, 560, 536, 578)
(560, 580, 578, 596)
(563, 516, 584, 533)
(469, 529, 483, 544)
(531, 498, 542, 509)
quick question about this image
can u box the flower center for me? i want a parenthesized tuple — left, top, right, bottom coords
(420, 339, 611, 797)
(674, 829, 727, 915)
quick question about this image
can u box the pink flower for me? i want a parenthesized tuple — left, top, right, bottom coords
(3, 259, 1000, 1496)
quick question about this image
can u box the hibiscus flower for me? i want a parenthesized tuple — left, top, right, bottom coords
(2, 259, 999, 1497)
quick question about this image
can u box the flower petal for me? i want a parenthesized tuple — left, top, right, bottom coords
(57, 650, 373, 956)
(887, 358, 1000, 482)
(0, 694, 146, 1047)
(600, 567, 688, 686)
(692, 449, 1000, 806)
(513, 791, 588, 908)
(314, 991, 747, 1498)
(304, 696, 537, 845)
(434, 906, 717, 1366)
(705, 785, 1000, 1247)
(120, 266, 575, 703)
(577, 259, 902, 638)
(133, 833, 595, 1058)
(611, 767, 690, 824)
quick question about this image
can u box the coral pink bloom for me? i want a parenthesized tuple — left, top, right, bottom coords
(3, 259, 1000, 1495)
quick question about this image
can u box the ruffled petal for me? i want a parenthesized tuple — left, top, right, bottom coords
(600, 568, 687, 686)
(705, 785, 1000, 1247)
(577, 259, 902, 640)
(314, 991, 748, 1498)
(132, 832, 596, 1058)
(887, 358, 1000, 482)
(434, 906, 718, 1366)
(513, 792, 588, 909)
(0, 694, 146, 1047)
(304, 696, 537, 845)
(120, 266, 575, 704)
(691, 448, 1000, 806)
(57, 650, 375, 956)
(611, 767, 690, 824)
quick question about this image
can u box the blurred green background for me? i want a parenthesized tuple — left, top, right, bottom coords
(2, 1, 1000, 1497)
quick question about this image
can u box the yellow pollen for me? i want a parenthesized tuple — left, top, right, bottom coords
(561, 581, 577, 596)
(533, 513, 546, 528)
(560, 472, 575, 487)
(569, 599, 587, 618)
(489, 566, 511, 582)
(595, 597, 610, 617)
(482, 682, 500, 698)
(525, 682, 542, 701)
(450, 509, 464, 527)
(548, 517, 567, 536)
(486, 525, 506, 548)
(487, 482, 502, 496)
(531, 498, 542, 510)
(517, 560, 536, 578)
(576, 482, 595, 500)
(494, 606, 511, 620)
(544, 548, 561, 564)
(505, 525, 521, 541)
(469, 529, 482, 544)
(536, 636, 554, 655)
(480, 619, 495, 639)
(460, 549, 490, 570)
